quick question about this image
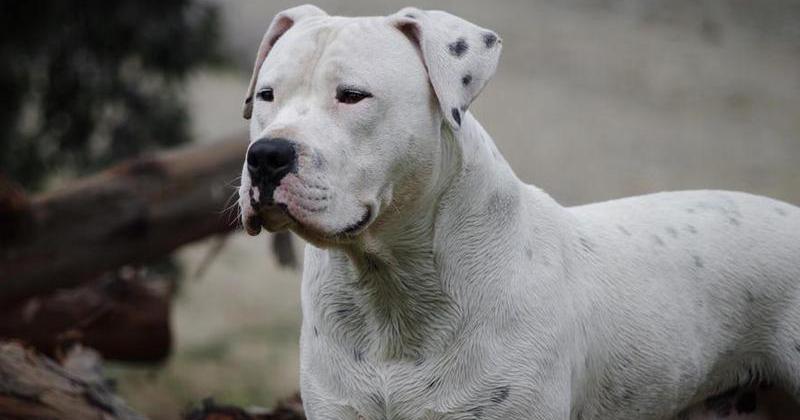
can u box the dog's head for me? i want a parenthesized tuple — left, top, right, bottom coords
(239, 5, 501, 246)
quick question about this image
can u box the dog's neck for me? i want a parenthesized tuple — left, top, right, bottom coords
(311, 112, 570, 361)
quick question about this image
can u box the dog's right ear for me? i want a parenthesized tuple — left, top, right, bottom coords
(243, 4, 327, 120)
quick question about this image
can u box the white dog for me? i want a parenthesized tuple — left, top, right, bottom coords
(238, 5, 800, 419)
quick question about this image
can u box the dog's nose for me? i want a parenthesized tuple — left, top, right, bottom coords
(247, 138, 296, 186)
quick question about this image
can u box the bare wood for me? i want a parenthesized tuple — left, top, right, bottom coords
(0, 134, 248, 302)
(0, 342, 147, 420)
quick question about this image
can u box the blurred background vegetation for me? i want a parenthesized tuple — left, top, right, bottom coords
(0, 1, 798, 419)
(0, 0, 222, 190)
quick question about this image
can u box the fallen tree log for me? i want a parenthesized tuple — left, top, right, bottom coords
(184, 395, 305, 420)
(0, 134, 248, 303)
(0, 267, 172, 362)
(0, 342, 147, 420)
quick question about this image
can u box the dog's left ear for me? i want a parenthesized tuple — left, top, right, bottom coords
(388, 8, 502, 129)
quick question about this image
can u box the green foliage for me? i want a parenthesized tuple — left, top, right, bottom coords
(0, 0, 224, 190)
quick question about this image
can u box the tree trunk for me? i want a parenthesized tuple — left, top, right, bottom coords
(0, 342, 147, 420)
(0, 268, 172, 362)
(0, 134, 248, 303)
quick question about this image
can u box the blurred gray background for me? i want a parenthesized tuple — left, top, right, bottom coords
(112, 1, 800, 418)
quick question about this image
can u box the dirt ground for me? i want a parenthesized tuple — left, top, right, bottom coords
(110, 1, 800, 418)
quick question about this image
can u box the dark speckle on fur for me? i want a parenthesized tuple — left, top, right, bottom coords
(490, 385, 510, 404)
(580, 237, 595, 253)
(651, 234, 665, 246)
(462, 73, 473, 86)
(794, 342, 800, 353)
(467, 405, 485, 418)
(666, 226, 678, 238)
(405, 13, 417, 19)
(369, 393, 386, 411)
(617, 225, 631, 236)
(448, 37, 469, 57)
(729, 217, 741, 226)
(354, 348, 365, 362)
(525, 247, 533, 260)
(686, 208, 696, 214)
(452, 108, 462, 125)
(775, 207, 788, 216)
(745, 290, 755, 303)
(483, 32, 498, 48)
(693, 255, 704, 268)
(686, 224, 698, 234)
(313, 326, 319, 337)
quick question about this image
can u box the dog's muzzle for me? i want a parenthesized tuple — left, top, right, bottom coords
(243, 137, 297, 235)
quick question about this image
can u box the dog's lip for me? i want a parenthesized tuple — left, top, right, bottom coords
(339, 206, 373, 236)
(244, 212, 263, 236)
(244, 202, 292, 236)
(281, 203, 373, 239)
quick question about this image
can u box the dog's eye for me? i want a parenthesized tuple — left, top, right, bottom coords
(336, 87, 372, 104)
(257, 88, 274, 102)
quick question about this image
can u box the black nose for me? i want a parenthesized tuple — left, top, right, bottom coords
(247, 138, 296, 187)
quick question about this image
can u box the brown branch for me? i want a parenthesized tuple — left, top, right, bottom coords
(0, 268, 172, 362)
(0, 134, 248, 303)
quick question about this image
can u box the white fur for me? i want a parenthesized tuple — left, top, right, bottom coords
(240, 6, 800, 419)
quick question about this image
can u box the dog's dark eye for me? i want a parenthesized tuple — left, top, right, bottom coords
(336, 87, 372, 104)
(257, 88, 274, 102)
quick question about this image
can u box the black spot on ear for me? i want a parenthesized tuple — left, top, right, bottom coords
(462, 73, 473, 86)
(483, 32, 498, 48)
(452, 108, 461, 125)
(448, 37, 469, 57)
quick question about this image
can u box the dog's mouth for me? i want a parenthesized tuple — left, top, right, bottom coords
(340, 206, 372, 236)
(243, 203, 291, 236)
(244, 200, 374, 241)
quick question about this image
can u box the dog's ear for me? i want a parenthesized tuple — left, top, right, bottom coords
(388, 8, 502, 129)
(243, 5, 327, 120)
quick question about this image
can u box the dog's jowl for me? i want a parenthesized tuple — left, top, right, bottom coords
(238, 5, 800, 420)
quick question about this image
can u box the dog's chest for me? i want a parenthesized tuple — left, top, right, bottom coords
(304, 344, 523, 420)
